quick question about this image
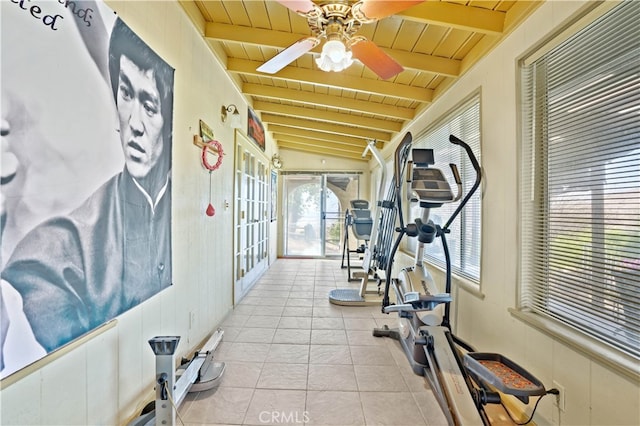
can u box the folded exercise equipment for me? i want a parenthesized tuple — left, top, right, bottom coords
(330, 138, 406, 306)
(129, 329, 226, 426)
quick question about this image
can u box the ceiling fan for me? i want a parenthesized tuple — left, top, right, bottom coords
(256, 0, 423, 79)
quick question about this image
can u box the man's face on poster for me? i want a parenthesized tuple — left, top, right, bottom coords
(116, 55, 165, 180)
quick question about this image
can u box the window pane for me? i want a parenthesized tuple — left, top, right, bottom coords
(520, 1, 640, 358)
(411, 96, 482, 283)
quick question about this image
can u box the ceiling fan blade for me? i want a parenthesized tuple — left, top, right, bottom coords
(257, 37, 320, 74)
(351, 39, 404, 80)
(273, 0, 317, 15)
(354, 0, 423, 20)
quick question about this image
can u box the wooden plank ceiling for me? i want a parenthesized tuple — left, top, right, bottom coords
(180, 0, 540, 161)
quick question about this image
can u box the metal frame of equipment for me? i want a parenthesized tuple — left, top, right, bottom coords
(129, 329, 226, 426)
(329, 139, 392, 306)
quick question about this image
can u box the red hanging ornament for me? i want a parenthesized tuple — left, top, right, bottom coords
(205, 170, 215, 217)
(201, 140, 223, 217)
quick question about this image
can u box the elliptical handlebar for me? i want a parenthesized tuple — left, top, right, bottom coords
(392, 132, 413, 232)
(394, 132, 413, 189)
(382, 132, 413, 309)
(448, 164, 463, 202)
(444, 135, 482, 229)
(381, 133, 481, 311)
(449, 135, 481, 175)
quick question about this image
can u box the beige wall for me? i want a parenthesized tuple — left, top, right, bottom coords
(279, 149, 370, 174)
(1, 1, 276, 424)
(277, 149, 371, 205)
(381, 1, 640, 425)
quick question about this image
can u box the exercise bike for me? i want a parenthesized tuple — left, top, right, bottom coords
(374, 133, 554, 425)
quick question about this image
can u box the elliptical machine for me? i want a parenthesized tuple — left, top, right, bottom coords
(375, 133, 550, 425)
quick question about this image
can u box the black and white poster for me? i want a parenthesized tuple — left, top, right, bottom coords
(1, 0, 174, 378)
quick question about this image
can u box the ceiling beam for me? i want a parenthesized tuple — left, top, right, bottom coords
(205, 23, 461, 76)
(205, 23, 308, 48)
(275, 134, 372, 154)
(272, 132, 382, 152)
(252, 100, 403, 133)
(277, 141, 367, 161)
(227, 58, 433, 102)
(384, 49, 459, 77)
(244, 84, 415, 120)
(398, 2, 505, 35)
(261, 114, 392, 142)
(268, 124, 384, 148)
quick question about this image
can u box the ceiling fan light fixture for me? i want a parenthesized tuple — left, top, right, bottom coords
(316, 39, 353, 72)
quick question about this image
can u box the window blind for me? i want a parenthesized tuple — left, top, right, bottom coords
(411, 95, 482, 283)
(520, 1, 640, 358)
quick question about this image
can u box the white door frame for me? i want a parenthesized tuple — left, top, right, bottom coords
(233, 130, 269, 304)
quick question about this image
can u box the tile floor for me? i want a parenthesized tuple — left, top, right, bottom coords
(180, 258, 448, 426)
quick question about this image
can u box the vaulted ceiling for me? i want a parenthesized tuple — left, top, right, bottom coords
(179, 0, 540, 161)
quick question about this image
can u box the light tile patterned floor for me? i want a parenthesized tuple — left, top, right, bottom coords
(179, 258, 447, 426)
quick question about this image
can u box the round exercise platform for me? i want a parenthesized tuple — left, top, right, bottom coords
(328, 288, 382, 306)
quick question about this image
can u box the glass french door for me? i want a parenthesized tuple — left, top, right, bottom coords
(233, 131, 269, 304)
(282, 173, 360, 257)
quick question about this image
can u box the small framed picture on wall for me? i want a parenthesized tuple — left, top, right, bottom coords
(247, 107, 265, 151)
